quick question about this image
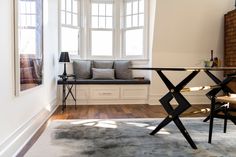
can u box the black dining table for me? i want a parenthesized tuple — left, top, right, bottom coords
(131, 67, 236, 149)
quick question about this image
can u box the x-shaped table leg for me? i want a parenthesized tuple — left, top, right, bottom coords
(150, 70, 199, 149)
(65, 85, 77, 109)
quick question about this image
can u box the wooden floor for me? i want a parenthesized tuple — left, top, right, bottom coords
(17, 104, 210, 157)
(51, 104, 210, 120)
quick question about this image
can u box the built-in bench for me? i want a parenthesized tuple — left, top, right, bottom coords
(57, 60, 150, 105)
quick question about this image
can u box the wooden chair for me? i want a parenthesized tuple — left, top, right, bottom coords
(208, 94, 236, 143)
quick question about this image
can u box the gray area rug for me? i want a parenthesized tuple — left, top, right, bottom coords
(25, 118, 236, 157)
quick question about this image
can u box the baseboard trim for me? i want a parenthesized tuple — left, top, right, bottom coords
(63, 99, 149, 105)
(0, 98, 58, 157)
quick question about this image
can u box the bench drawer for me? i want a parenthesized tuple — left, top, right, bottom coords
(90, 87, 120, 99)
(121, 85, 148, 100)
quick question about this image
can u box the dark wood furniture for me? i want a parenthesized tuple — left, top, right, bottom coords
(131, 67, 236, 149)
(208, 77, 236, 143)
(58, 74, 77, 112)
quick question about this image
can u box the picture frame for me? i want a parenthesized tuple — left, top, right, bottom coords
(14, 0, 44, 95)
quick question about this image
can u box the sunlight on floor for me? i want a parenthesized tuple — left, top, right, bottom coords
(71, 120, 117, 129)
(146, 126, 170, 135)
(125, 121, 171, 135)
(125, 122, 149, 127)
(70, 120, 171, 133)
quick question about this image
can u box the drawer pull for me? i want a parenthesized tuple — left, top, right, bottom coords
(100, 92, 112, 95)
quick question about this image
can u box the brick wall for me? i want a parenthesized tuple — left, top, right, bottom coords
(224, 9, 236, 75)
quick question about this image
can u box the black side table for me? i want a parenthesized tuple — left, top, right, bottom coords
(58, 74, 77, 112)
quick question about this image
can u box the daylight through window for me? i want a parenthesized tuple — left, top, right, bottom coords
(60, 0, 148, 59)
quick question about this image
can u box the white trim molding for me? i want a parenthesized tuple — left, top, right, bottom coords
(0, 98, 58, 157)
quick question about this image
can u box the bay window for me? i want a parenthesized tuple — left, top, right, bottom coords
(59, 0, 148, 60)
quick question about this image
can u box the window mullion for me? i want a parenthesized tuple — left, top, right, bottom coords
(131, 0, 133, 27)
(137, 0, 139, 26)
(71, 0, 73, 25)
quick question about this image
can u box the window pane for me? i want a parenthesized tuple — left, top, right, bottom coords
(139, 0, 144, 13)
(72, 0, 77, 13)
(25, 1, 31, 13)
(125, 29, 143, 56)
(99, 16, 106, 28)
(91, 31, 112, 56)
(66, 12, 71, 25)
(139, 14, 144, 26)
(133, 15, 138, 27)
(126, 2, 132, 15)
(61, 11, 65, 24)
(19, 2, 26, 14)
(30, 15, 35, 26)
(26, 15, 31, 26)
(99, 4, 106, 16)
(61, 0, 66, 10)
(92, 3, 98, 15)
(133, 1, 138, 14)
(19, 15, 26, 26)
(61, 27, 79, 55)
(19, 29, 36, 54)
(106, 4, 112, 16)
(30, 1, 36, 14)
(72, 14, 78, 26)
(106, 17, 112, 28)
(126, 15, 132, 28)
(66, 0, 72, 11)
(92, 16, 98, 28)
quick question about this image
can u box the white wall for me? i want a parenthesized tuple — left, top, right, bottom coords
(149, 0, 235, 104)
(0, 0, 58, 156)
(0, 0, 234, 154)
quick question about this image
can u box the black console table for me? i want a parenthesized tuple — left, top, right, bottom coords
(131, 67, 236, 149)
(58, 75, 77, 112)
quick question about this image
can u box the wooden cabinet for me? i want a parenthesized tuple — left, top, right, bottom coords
(61, 84, 149, 105)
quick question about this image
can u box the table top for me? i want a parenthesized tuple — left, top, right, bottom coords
(130, 67, 236, 71)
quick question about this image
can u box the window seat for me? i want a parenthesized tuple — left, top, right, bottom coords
(57, 60, 150, 105)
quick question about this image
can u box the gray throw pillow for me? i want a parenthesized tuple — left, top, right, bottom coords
(93, 61, 114, 69)
(92, 68, 115, 80)
(114, 60, 132, 79)
(73, 60, 92, 79)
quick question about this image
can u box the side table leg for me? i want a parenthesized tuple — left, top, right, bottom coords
(75, 85, 77, 109)
(62, 84, 66, 112)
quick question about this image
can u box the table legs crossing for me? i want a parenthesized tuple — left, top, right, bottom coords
(150, 70, 199, 149)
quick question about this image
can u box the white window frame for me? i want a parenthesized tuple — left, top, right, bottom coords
(87, 0, 115, 59)
(59, 0, 149, 60)
(121, 0, 149, 60)
(59, 0, 81, 57)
